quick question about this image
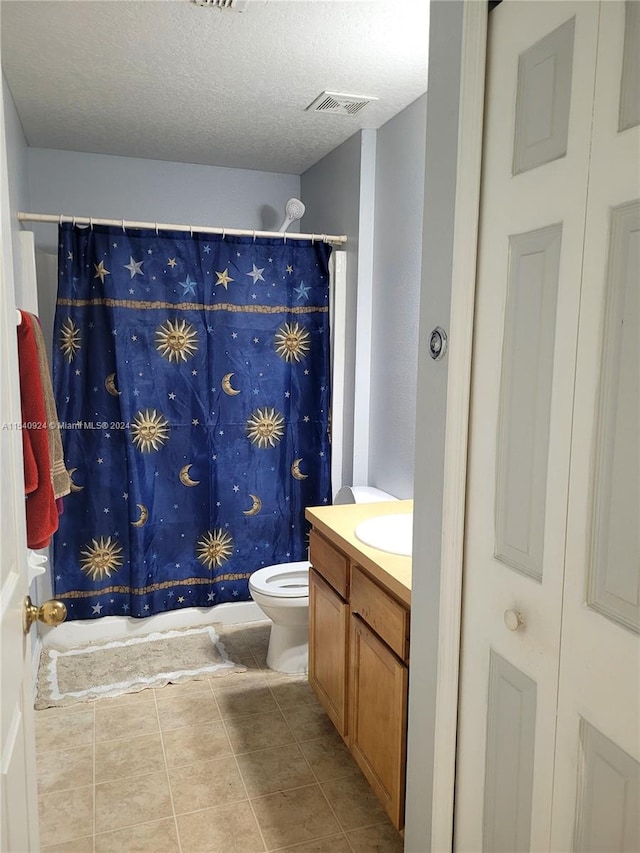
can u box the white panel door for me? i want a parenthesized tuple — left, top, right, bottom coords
(550, 3, 640, 849)
(0, 55, 41, 853)
(455, 3, 600, 851)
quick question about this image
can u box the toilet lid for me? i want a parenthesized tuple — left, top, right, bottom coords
(249, 561, 310, 598)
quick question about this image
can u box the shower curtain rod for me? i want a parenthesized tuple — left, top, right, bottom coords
(16, 212, 348, 246)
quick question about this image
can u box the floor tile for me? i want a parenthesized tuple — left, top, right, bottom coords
(281, 703, 336, 743)
(236, 743, 315, 797)
(95, 733, 165, 783)
(156, 691, 221, 731)
(320, 772, 389, 831)
(266, 676, 321, 710)
(162, 720, 232, 767)
(95, 688, 155, 708)
(154, 679, 212, 699)
(345, 822, 405, 852)
(209, 667, 268, 693)
(224, 709, 294, 754)
(274, 836, 352, 852)
(42, 836, 93, 853)
(95, 770, 172, 833)
(38, 784, 93, 847)
(250, 784, 340, 850)
(37, 744, 93, 795)
(95, 702, 159, 742)
(299, 732, 359, 782)
(95, 817, 180, 853)
(169, 755, 246, 814)
(215, 682, 279, 718)
(177, 800, 265, 852)
(36, 707, 94, 752)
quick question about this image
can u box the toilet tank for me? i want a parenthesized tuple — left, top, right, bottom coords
(333, 486, 398, 505)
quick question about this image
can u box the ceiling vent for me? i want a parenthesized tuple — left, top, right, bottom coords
(194, 0, 249, 10)
(306, 91, 378, 117)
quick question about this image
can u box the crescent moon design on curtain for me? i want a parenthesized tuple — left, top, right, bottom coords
(222, 372, 241, 396)
(291, 458, 308, 480)
(67, 468, 84, 492)
(105, 373, 121, 396)
(179, 464, 200, 487)
(131, 504, 149, 527)
(243, 494, 262, 516)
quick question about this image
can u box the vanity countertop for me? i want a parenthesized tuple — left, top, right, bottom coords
(305, 500, 412, 606)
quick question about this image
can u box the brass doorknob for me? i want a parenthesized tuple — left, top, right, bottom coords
(23, 595, 67, 634)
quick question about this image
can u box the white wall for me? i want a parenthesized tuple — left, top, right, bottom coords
(404, 2, 464, 848)
(301, 131, 364, 491)
(368, 94, 427, 499)
(3, 74, 30, 299)
(26, 146, 300, 253)
(24, 147, 300, 352)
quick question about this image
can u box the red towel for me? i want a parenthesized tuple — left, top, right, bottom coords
(17, 311, 59, 548)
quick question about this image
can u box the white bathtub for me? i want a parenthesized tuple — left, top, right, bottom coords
(39, 600, 265, 650)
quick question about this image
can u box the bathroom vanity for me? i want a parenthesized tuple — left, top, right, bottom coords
(305, 500, 412, 830)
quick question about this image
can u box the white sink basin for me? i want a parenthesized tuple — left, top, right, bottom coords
(354, 513, 413, 557)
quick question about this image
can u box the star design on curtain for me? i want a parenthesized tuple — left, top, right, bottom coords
(124, 256, 144, 278)
(94, 260, 110, 283)
(215, 268, 234, 289)
(246, 264, 265, 284)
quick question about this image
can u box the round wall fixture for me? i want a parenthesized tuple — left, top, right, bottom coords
(429, 326, 448, 361)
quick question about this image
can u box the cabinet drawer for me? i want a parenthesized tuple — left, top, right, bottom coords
(350, 566, 409, 662)
(309, 529, 349, 598)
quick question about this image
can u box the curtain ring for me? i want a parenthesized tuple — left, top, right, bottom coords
(155, 222, 159, 235)
(72, 216, 76, 227)
(283, 233, 287, 244)
(89, 217, 94, 230)
(190, 225, 194, 237)
(252, 231, 256, 242)
(122, 219, 126, 233)
(222, 228, 226, 239)
(311, 233, 316, 244)
(59, 214, 63, 226)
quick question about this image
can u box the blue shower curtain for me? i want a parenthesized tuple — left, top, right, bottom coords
(52, 222, 332, 620)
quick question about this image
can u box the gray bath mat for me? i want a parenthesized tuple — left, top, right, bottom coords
(35, 625, 247, 709)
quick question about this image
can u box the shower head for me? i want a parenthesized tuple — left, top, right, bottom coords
(278, 198, 306, 233)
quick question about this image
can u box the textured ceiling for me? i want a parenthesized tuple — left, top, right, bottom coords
(1, 0, 429, 175)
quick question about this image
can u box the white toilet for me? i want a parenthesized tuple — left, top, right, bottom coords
(248, 486, 398, 675)
(248, 561, 311, 674)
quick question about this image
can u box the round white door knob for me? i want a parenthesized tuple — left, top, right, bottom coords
(504, 609, 524, 631)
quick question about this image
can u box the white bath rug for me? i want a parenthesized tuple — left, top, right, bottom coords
(35, 624, 248, 709)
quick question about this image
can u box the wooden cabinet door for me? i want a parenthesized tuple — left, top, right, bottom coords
(350, 614, 408, 829)
(308, 567, 349, 737)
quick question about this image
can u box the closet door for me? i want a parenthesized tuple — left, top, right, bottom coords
(454, 3, 600, 850)
(0, 87, 41, 849)
(550, 3, 640, 849)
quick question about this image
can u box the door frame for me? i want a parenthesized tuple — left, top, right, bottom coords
(404, 1, 487, 850)
(429, 4, 487, 849)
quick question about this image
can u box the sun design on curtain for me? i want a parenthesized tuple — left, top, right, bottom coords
(52, 223, 332, 620)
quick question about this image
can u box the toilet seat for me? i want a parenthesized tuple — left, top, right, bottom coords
(248, 561, 310, 598)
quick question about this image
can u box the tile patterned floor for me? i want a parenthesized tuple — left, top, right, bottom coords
(35, 622, 404, 852)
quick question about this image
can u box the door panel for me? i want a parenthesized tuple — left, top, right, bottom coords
(495, 223, 562, 581)
(549, 3, 640, 848)
(455, 2, 601, 850)
(0, 74, 40, 850)
(573, 720, 639, 853)
(512, 17, 575, 174)
(587, 201, 639, 633)
(483, 651, 537, 853)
